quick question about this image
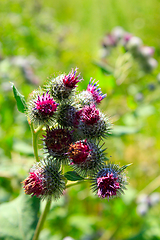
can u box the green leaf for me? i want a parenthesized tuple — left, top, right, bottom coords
(11, 82, 27, 113)
(119, 163, 133, 172)
(64, 171, 84, 181)
(0, 191, 40, 240)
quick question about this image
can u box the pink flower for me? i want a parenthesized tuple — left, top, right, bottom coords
(23, 171, 44, 198)
(68, 140, 91, 164)
(97, 172, 120, 199)
(87, 79, 106, 104)
(63, 68, 82, 89)
(34, 92, 58, 117)
(80, 104, 100, 125)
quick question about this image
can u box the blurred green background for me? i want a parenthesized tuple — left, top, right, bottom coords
(0, 0, 160, 239)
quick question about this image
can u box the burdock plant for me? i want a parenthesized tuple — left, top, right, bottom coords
(12, 68, 130, 240)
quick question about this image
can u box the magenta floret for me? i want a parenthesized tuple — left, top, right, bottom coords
(87, 79, 106, 104)
(63, 68, 82, 89)
(35, 92, 58, 117)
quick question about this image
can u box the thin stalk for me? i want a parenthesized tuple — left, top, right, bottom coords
(30, 123, 42, 162)
(32, 199, 51, 240)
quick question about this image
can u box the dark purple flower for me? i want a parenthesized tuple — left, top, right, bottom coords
(87, 79, 106, 104)
(91, 164, 127, 200)
(97, 172, 120, 199)
(43, 128, 72, 160)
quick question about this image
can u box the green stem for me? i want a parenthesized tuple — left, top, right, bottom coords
(32, 199, 51, 240)
(66, 180, 87, 189)
(30, 123, 42, 162)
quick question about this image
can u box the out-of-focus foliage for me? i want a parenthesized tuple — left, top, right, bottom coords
(0, 0, 160, 239)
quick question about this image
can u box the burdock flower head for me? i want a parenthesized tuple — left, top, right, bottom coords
(78, 104, 111, 139)
(63, 68, 82, 89)
(87, 79, 106, 104)
(48, 68, 82, 101)
(67, 140, 106, 176)
(80, 103, 100, 125)
(76, 79, 106, 107)
(27, 91, 58, 126)
(22, 159, 65, 200)
(91, 163, 128, 200)
(43, 127, 73, 162)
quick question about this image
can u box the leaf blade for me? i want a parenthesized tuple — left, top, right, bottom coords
(11, 82, 27, 113)
(64, 171, 84, 181)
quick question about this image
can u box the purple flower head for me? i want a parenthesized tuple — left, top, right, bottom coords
(43, 128, 72, 161)
(68, 139, 91, 164)
(28, 91, 58, 125)
(68, 140, 106, 177)
(87, 79, 106, 104)
(97, 171, 120, 199)
(22, 170, 44, 198)
(91, 163, 128, 200)
(63, 68, 82, 89)
(34, 92, 58, 117)
(80, 104, 100, 125)
(23, 160, 65, 200)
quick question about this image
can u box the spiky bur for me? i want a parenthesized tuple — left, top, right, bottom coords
(91, 163, 128, 200)
(67, 140, 106, 177)
(47, 68, 82, 102)
(78, 104, 111, 139)
(75, 79, 106, 107)
(87, 79, 107, 104)
(27, 91, 58, 126)
(22, 159, 65, 200)
(57, 103, 77, 128)
(43, 127, 73, 163)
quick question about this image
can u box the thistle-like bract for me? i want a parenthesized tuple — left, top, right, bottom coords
(67, 140, 106, 176)
(91, 163, 128, 200)
(47, 69, 82, 101)
(22, 159, 65, 200)
(43, 127, 73, 163)
(27, 91, 58, 126)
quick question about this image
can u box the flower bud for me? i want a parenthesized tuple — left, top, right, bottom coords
(87, 79, 107, 104)
(48, 69, 82, 101)
(78, 105, 111, 139)
(126, 36, 143, 56)
(139, 46, 155, 59)
(111, 26, 125, 42)
(67, 140, 106, 176)
(91, 163, 127, 200)
(57, 104, 77, 128)
(63, 68, 82, 89)
(22, 159, 65, 200)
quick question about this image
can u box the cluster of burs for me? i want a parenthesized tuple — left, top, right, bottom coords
(101, 26, 158, 73)
(23, 68, 127, 201)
